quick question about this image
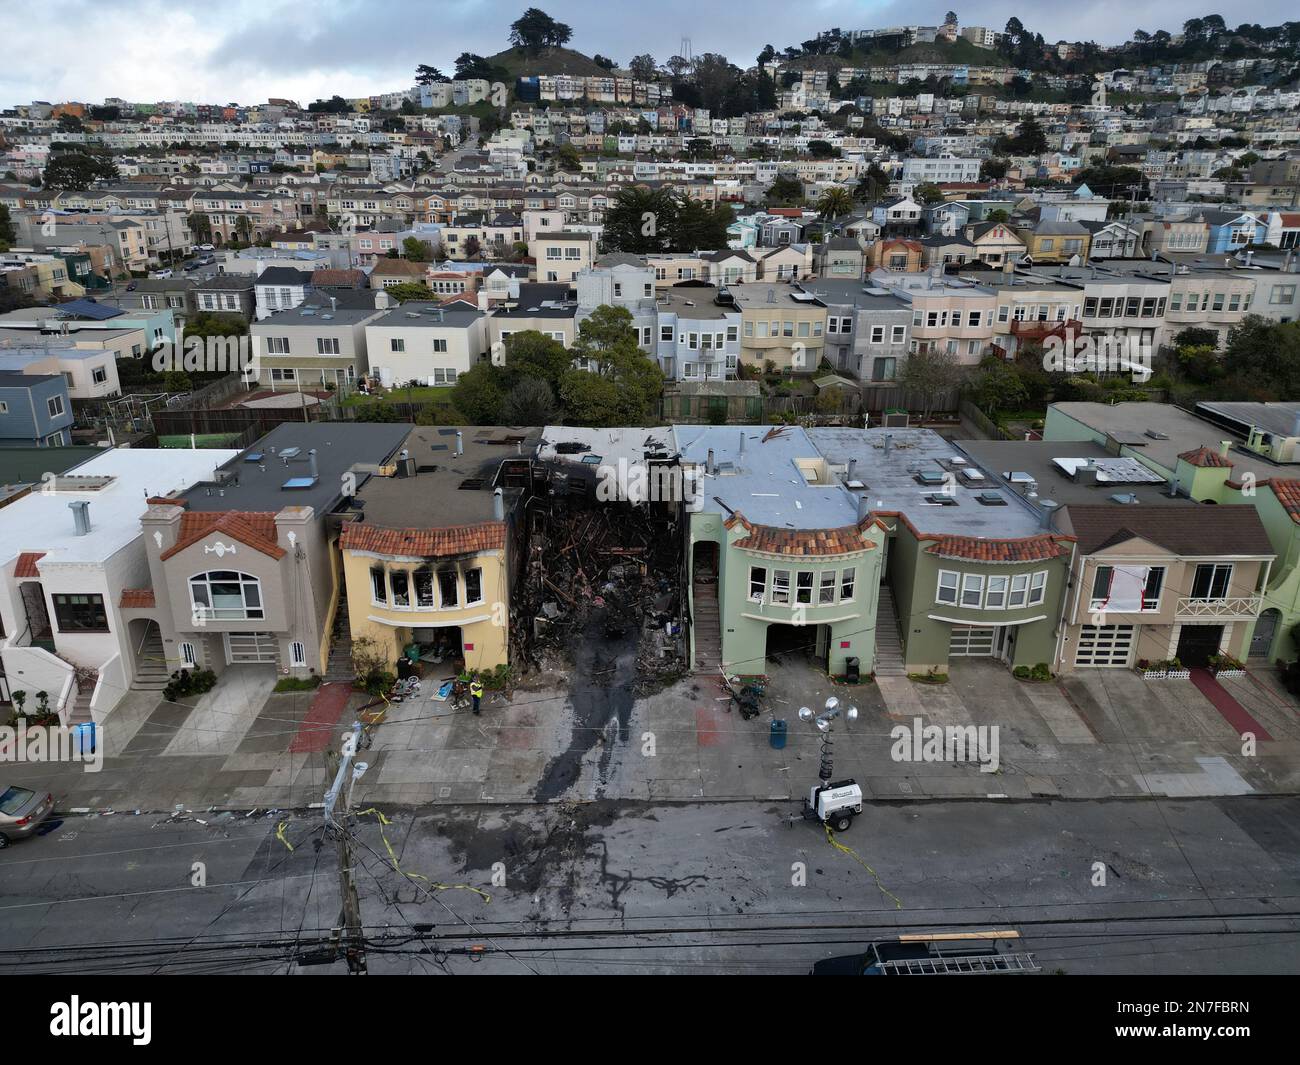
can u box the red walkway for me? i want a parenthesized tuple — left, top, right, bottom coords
(1189, 668, 1273, 742)
(288, 682, 353, 753)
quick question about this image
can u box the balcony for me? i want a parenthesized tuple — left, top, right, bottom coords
(1175, 596, 1262, 621)
(1009, 318, 1082, 340)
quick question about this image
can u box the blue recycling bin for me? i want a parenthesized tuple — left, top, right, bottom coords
(72, 722, 97, 755)
(769, 719, 788, 750)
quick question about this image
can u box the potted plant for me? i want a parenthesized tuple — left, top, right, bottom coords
(1208, 653, 1246, 679)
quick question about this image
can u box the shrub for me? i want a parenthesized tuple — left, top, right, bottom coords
(358, 669, 396, 696)
(1012, 665, 1031, 679)
(1029, 662, 1052, 681)
(274, 675, 322, 693)
(163, 668, 217, 702)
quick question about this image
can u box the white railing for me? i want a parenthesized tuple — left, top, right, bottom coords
(1175, 596, 1262, 620)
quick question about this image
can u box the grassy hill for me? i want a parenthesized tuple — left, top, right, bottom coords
(485, 46, 614, 79)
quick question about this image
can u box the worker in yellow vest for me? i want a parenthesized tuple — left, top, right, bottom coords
(469, 675, 484, 716)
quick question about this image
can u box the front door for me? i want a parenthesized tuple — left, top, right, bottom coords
(1175, 624, 1225, 668)
(1250, 609, 1280, 659)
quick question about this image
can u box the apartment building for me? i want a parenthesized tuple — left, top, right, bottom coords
(870, 270, 997, 365)
(529, 231, 595, 283)
(797, 279, 911, 382)
(653, 286, 741, 383)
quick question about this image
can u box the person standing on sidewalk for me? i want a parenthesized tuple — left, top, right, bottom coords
(470, 675, 484, 716)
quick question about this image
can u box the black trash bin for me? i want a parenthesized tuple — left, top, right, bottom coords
(845, 656, 860, 683)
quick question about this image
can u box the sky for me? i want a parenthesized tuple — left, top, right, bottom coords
(3, 0, 1294, 110)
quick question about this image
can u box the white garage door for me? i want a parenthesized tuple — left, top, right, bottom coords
(949, 626, 996, 657)
(1075, 624, 1135, 667)
(225, 632, 279, 664)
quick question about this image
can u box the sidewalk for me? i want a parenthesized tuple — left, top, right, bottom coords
(10, 658, 1300, 815)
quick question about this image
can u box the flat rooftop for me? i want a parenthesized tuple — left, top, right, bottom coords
(355, 426, 540, 529)
(796, 278, 910, 311)
(1049, 402, 1299, 480)
(956, 439, 1185, 508)
(0, 447, 239, 569)
(675, 424, 859, 530)
(1195, 401, 1300, 440)
(182, 422, 410, 515)
(806, 428, 1045, 539)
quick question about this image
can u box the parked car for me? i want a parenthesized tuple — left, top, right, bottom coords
(196, 243, 215, 251)
(0, 784, 54, 847)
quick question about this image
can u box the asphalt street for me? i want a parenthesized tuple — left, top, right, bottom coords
(1, 796, 1298, 975)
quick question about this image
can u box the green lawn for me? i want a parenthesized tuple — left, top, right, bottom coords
(341, 386, 454, 408)
(159, 433, 242, 448)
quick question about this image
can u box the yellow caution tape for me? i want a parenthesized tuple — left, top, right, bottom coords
(356, 807, 491, 903)
(824, 823, 902, 910)
(276, 820, 294, 852)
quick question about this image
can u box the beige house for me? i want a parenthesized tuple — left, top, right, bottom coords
(1055, 504, 1275, 671)
(529, 231, 594, 283)
(732, 285, 828, 373)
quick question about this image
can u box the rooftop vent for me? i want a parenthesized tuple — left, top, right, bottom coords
(458, 478, 486, 490)
(976, 492, 1007, 506)
(1110, 492, 1140, 504)
(924, 493, 958, 506)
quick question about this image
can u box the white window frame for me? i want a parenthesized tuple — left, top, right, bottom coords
(937, 570, 959, 605)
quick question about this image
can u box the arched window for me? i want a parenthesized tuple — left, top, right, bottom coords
(190, 571, 264, 621)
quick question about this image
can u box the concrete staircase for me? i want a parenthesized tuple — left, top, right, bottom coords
(691, 582, 721, 675)
(874, 585, 906, 678)
(325, 593, 354, 681)
(66, 681, 94, 725)
(131, 628, 170, 691)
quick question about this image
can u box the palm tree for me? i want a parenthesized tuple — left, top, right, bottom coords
(817, 187, 854, 223)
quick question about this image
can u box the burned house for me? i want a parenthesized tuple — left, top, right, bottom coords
(523, 427, 688, 679)
(337, 426, 537, 674)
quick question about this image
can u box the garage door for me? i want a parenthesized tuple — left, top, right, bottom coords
(1075, 624, 1135, 667)
(949, 626, 996, 657)
(225, 632, 279, 664)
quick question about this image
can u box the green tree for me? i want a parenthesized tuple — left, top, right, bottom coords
(43, 152, 119, 190)
(501, 330, 571, 391)
(0, 205, 14, 251)
(402, 236, 430, 261)
(899, 346, 965, 421)
(914, 184, 945, 205)
(629, 54, 657, 81)
(766, 174, 805, 206)
(383, 282, 436, 302)
(1221, 317, 1300, 398)
(564, 305, 664, 424)
(450, 363, 506, 424)
(601, 186, 679, 254)
(969, 356, 1029, 415)
(501, 376, 559, 423)
(555, 142, 583, 172)
(509, 8, 573, 51)
(816, 187, 855, 221)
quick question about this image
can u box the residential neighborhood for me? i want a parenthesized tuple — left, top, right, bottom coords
(2, 0, 1300, 996)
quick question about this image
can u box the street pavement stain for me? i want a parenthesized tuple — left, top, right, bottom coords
(533, 605, 639, 802)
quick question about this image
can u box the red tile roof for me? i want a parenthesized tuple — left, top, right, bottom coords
(923, 535, 1071, 563)
(1177, 446, 1233, 468)
(1265, 478, 1300, 525)
(725, 515, 879, 557)
(120, 588, 156, 608)
(340, 522, 505, 558)
(147, 495, 186, 507)
(160, 511, 285, 561)
(14, 551, 44, 578)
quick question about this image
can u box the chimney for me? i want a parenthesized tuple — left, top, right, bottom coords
(329, 296, 337, 313)
(455, 430, 464, 456)
(1040, 499, 1060, 529)
(68, 500, 90, 536)
(883, 433, 893, 456)
(706, 449, 716, 475)
(477, 289, 489, 311)
(1290, 412, 1300, 438)
(1219, 439, 1232, 458)
(847, 457, 857, 482)
(857, 494, 870, 523)
(308, 448, 318, 480)
(738, 431, 745, 457)
(375, 289, 390, 309)
(493, 487, 505, 521)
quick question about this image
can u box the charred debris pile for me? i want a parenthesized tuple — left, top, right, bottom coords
(516, 432, 687, 684)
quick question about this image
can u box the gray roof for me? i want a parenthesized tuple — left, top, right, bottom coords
(806, 428, 1045, 540)
(183, 422, 411, 515)
(371, 304, 483, 328)
(355, 426, 540, 529)
(1195, 401, 1300, 440)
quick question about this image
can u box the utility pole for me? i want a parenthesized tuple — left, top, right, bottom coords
(324, 723, 367, 974)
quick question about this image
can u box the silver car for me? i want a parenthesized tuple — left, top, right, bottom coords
(0, 785, 54, 847)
